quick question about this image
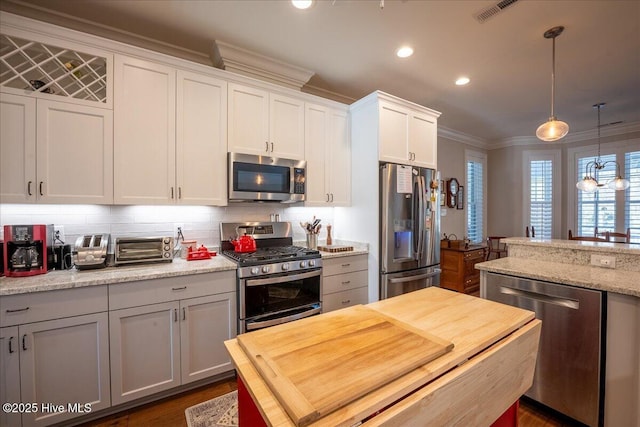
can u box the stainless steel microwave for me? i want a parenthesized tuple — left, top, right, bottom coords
(228, 152, 306, 203)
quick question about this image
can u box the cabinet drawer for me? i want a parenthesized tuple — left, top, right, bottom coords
(322, 254, 368, 276)
(109, 271, 235, 310)
(0, 285, 108, 327)
(323, 287, 368, 313)
(323, 270, 368, 294)
(464, 249, 486, 262)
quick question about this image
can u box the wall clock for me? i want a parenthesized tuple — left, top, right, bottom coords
(446, 178, 459, 208)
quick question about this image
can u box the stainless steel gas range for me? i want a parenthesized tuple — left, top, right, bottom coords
(220, 222, 322, 333)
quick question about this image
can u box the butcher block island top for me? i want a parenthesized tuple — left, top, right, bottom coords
(225, 287, 541, 426)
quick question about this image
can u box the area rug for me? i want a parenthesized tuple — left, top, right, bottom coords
(185, 390, 238, 427)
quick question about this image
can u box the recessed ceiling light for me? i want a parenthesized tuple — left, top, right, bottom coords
(291, 0, 313, 9)
(455, 77, 470, 86)
(396, 46, 414, 58)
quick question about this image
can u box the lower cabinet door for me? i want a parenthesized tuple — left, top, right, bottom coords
(180, 292, 237, 384)
(19, 313, 110, 427)
(109, 302, 181, 405)
(1, 327, 21, 427)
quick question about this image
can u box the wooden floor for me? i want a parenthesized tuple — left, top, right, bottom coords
(86, 378, 578, 427)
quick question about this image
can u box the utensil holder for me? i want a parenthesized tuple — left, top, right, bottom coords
(306, 234, 318, 249)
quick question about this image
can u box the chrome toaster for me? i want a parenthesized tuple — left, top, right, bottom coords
(74, 234, 110, 270)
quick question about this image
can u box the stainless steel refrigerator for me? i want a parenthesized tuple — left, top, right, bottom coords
(380, 163, 440, 299)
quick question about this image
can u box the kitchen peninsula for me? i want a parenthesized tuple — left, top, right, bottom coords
(225, 287, 541, 426)
(477, 238, 640, 427)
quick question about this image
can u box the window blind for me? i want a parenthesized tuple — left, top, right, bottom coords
(466, 160, 484, 243)
(625, 151, 640, 243)
(530, 160, 553, 239)
(577, 154, 616, 236)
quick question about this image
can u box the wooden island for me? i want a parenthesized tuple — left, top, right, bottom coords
(225, 287, 541, 426)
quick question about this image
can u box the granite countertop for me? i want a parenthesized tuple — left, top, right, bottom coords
(476, 257, 640, 298)
(1, 243, 369, 296)
(0, 256, 237, 296)
(502, 237, 640, 255)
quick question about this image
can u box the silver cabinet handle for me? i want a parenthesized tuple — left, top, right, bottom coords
(6, 307, 29, 313)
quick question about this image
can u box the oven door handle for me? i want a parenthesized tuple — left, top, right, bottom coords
(245, 269, 321, 287)
(246, 306, 322, 331)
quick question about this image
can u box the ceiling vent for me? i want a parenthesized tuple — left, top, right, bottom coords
(474, 0, 520, 23)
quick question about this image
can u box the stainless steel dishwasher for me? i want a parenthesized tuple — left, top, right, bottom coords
(482, 272, 605, 427)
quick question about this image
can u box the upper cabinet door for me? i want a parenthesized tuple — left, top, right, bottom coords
(378, 101, 410, 164)
(409, 111, 437, 169)
(36, 99, 113, 204)
(269, 93, 305, 160)
(227, 83, 269, 156)
(176, 70, 227, 206)
(114, 55, 176, 205)
(304, 103, 329, 205)
(0, 93, 36, 203)
(327, 108, 350, 206)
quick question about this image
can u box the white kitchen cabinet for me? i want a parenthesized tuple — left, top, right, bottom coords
(114, 55, 176, 204)
(0, 286, 110, 427)
(379, 97, 438, 169)
(0, 327, 21, 427)
(176, 70, 227, 206)
(0, 93, 113, 204)
(108, 271, 236, 404)
(180, 292, 236, 384)
(109, 302, 181, 405)
(305, 103, 351, 206)
(114, 56, 228, 205)
(228, 82, 304, 159)
(322, 255, 368, 312)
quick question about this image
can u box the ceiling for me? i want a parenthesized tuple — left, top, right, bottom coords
(3, 0, 639, 145)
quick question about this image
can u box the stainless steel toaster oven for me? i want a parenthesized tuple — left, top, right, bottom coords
(115, 236, 174, 265)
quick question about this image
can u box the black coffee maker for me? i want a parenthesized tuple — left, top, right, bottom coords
(3, 224, 54, 277)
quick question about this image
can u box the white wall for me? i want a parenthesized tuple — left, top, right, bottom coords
(0, 204, 336, 251)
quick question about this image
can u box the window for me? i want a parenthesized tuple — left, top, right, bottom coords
(625, 151, 640, 242)
(524, 150, 561, 239)
(465, 150, 486, 244)
(577, 154, 616, 237)
(570, 143, 640, 244)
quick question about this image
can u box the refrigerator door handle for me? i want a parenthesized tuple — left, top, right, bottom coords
(388, 270, 440, 284)
(415, 175, 426, 260)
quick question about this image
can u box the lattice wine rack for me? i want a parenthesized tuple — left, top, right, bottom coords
(0, 34, 107, 104)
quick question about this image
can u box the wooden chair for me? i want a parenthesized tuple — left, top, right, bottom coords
(568, 230, 609, 242)
(594, 227, 609, 240)
(608, 228, 631, 243)
(486, 236, 508, 261)
(525, 226, 535, 238)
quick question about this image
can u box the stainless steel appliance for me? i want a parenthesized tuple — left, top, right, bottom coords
(482, 272, 605, 427)
(380, 163, 440, 299)
(228, 152, 306, 203)
(114, 236, 173, 265)
(3, 224, 54, 277)
(74, 234, 110, 269)
(220, 222, 322, 333)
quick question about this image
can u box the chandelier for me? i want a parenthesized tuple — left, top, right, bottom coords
(575, 103, 630, 192)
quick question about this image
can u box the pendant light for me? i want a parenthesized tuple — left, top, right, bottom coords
(536, 26, 569, 142)
(576, 103, 630, 192)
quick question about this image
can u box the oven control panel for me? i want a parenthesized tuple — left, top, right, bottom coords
(238, 258, 323, 278)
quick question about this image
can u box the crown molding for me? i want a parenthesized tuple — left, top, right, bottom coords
(211, 40, 315, 91)
(437, 126, 487, 149)
(302, 84, 356, 105)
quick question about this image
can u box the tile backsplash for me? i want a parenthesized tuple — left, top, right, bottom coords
(0, 204, 335, 251)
